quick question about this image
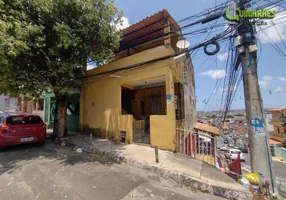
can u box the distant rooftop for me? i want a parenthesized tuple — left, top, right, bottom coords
(268, 106, 286, 112)
(194, 122, 220, 136)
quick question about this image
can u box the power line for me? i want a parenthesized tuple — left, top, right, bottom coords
(257, 38, 263, 63)
(253, 1, 286, 51)
(191, 16, 223, 58)
(85, 25, 239, 79)
(258, 26, 286, 59)
(271, 21, 286, 50)
(202, 39, 233, 112)
(177, 0, 232, 25)
(263, 0, 286, 9)
(219, 38, 233, 118)
(254, 0, 286, 10)
(196, 42, 230, 112)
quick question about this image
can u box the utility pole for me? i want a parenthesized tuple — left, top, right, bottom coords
(235, 0, 278, 195)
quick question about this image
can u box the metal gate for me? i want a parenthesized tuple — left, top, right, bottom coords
(133, 120, 150, 144)
(176, 127, 215, 165)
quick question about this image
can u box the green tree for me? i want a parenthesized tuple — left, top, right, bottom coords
(0, 0, 122, 139)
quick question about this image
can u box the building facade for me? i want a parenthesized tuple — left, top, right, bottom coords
(2, 95, 18, 112)
(18, 95, 44, 118)
(268, 107, 286, 146)
(80, 10, 196, 151)
(0, 95, 44, 116)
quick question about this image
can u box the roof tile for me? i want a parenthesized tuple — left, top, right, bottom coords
(194, 122, 220, 136)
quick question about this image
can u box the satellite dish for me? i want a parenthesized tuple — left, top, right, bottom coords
(176, 39, 190, 49)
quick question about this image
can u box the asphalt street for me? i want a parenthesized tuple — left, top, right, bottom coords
(0, 140, 226, 200)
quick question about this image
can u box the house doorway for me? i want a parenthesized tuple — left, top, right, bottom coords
(121, 77, 166, 144)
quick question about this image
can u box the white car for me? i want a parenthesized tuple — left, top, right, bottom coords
(220, 146, 228, 151)
(225, 149, 245, 162)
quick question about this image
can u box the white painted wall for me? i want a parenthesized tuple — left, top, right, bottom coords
(0, 95, 5, 111)
(265, 113, 274, 132)
(3, 96, 18, 112)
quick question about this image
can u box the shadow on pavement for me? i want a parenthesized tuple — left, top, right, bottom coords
(0, 139, 118, 175)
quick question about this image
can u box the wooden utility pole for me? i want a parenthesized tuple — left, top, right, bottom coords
(237, 0, 278, 194)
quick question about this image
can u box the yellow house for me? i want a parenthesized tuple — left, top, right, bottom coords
(80, 10, 196, 151)
(268, 106, 286, 145)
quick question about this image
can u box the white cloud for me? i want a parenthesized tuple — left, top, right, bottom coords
(275, 86, 282, 93)
(259, 76, 273, 88)
(259, 80, 268, 87)
(199, 69, 226, 79)
(257, 7, 286, 44)
(217, 52, 229, 61)
(115, 16, 130, 30)
(278, 77, 286, 82)
(262, 76, 273, 81)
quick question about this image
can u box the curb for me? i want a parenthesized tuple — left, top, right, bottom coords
(67, 141, 253, 200)
(241, 167, 251, 173)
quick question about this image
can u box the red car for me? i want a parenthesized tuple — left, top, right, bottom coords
(0, 112, 47, 147)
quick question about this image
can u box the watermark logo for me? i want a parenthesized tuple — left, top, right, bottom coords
(225, 8, 276, 21)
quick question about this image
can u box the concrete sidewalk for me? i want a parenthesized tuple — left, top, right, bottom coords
(273, 156, 286, 163)
(67, 135, 252, 200)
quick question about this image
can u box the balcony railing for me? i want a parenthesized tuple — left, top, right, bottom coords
(280, 116, 286, 121)
(269, 133, 286, 143)
(270, 116, 286, 124)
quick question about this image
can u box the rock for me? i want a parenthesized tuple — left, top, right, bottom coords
(61, 140, 66, 147)
(146, 189, 152, 193)
(76, 148, 82, 153)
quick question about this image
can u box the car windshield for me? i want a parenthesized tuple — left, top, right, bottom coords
(6, 116, 43, 124)
(231, 150, 240, 154)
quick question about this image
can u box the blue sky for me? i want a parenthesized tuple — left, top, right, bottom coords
(115, 0, 286, 111)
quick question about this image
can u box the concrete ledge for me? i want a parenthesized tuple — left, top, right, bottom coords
(67, 141, 253, 200)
